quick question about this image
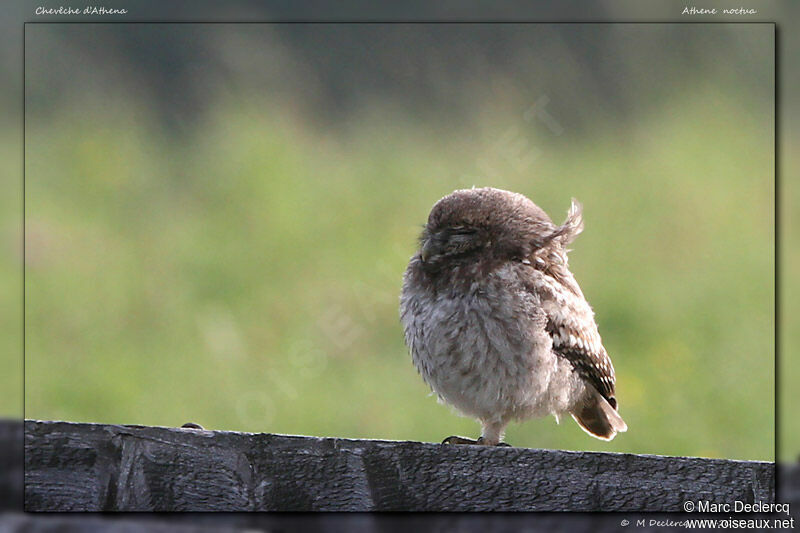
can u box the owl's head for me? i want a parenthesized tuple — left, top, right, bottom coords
(417, 187, 582, 270)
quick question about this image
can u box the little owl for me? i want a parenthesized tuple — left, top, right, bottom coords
(400, 187, 627, 446)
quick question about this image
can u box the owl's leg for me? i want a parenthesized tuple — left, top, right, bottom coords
(477, 420, 511, 447)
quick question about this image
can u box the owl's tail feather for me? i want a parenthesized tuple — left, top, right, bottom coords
(571, 390, 628, 441)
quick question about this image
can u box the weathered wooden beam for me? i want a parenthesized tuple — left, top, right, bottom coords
(24, 419, 776, 512)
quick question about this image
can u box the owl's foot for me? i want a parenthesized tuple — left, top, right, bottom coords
(442, 435, 512, 447)
(181, 422, 204, 430)
(442, 435, 479, 445)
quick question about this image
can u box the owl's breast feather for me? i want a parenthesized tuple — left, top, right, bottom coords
(401, 261, 582, 420)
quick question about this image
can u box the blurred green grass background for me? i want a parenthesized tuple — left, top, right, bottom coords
(20, 24, 777, 461)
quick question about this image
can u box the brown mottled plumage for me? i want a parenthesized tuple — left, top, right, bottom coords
(400, 187, 626, 446)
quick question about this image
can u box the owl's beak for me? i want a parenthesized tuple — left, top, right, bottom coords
(420, 239, 434, 263)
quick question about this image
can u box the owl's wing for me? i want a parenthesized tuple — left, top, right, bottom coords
(546, 314, 616, 405)
(527, 268, 617, 405)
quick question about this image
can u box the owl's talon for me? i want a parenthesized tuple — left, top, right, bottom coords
(442, 435, 510, 446)
(442, 435, 479, 445)
(181, 422, 204, 430)
(476, 436, 512, 446)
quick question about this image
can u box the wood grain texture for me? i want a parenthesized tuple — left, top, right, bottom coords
(24, 419, 776, 512)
